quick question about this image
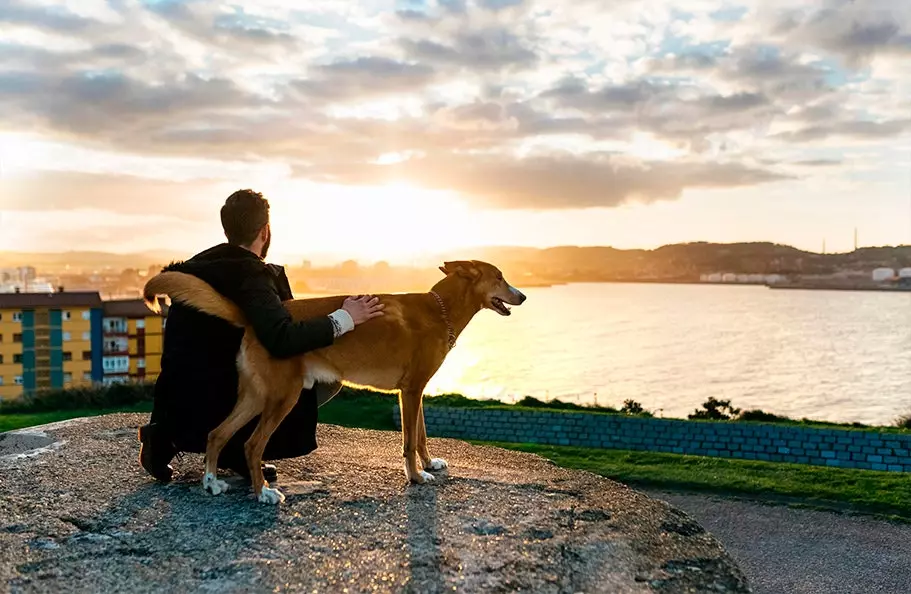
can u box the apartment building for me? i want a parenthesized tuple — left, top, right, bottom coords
(0, 291, 104, 400)
(101, 299, 167, 386)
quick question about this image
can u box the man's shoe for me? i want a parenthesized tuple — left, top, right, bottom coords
(227, 461, 278, 483)
(138, 423, 176, 483)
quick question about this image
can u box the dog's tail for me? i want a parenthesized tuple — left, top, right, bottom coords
(143, 271, 245, 327)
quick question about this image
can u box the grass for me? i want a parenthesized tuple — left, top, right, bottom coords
(492, 442, 911, 521)
(0, 402, 152, 433)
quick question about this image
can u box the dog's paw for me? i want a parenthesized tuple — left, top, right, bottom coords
(257, 487, 285, 505)
(428, 458, 448, 471)
(203, 472, 229, 496)
(418, 470, 435, 483)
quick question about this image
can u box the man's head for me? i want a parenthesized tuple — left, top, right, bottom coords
(221, 189, 271, 259)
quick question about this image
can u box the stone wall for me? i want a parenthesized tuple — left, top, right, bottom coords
(393, 406, 911, 472)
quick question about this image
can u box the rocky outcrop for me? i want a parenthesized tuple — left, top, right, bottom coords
(0, 414, 749, 593)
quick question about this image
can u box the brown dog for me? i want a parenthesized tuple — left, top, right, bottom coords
(143, 260, 526, 504)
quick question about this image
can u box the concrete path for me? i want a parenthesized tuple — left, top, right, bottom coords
(649, 491, 911, 594)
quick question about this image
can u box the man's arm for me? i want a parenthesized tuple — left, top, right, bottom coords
(234, 273, 351, 358)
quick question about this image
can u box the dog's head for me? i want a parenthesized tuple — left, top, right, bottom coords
(438, 260, 526, 316)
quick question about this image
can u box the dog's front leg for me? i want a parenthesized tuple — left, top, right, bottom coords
(417, 400, 447, 472)
(400, 389, 434, 484)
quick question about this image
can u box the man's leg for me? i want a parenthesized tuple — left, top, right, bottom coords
(138, 380, 178, 482)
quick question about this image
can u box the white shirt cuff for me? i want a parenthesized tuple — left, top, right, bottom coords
(328, 309, 355, 338)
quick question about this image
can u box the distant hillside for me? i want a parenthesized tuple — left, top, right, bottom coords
(440, 242, 911, 281)
(4, 242, 911, 282)
(0, 250, 185, 273)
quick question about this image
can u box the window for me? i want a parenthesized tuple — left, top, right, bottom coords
(136, 319, 146, 329)
(102, 356, 129, 373)
(82, 331, 91, 341)
(0, 355, 3, 364)
(138, 358, 146, 368)
(12, 312, 22, 322)
(0, 334, 3, 342)
(13, 333, 22, 343)
(83, 372, 92, 381)
(63, 311, 71, 321)
(62, 332, 71, 341)
(82, 351, 92, 361)
(63, 372, 72, 383)
(82, 311, 91, 320)
(62, 352, 72, 362)
(0, 376, 3, 386)
(14, 376, 23, 385)
(13, 354, 22, 364)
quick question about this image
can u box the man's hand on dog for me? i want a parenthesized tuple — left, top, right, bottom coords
(343, 295, 385, 325)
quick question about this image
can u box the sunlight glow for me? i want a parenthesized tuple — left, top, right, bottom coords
(266, 181, 480, 263)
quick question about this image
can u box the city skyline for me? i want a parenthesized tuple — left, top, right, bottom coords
(1, 0, 910, 262)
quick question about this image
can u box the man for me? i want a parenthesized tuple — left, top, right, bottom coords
(138, 189, 383, 483)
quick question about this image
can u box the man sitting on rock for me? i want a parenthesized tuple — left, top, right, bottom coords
(138, 189, 384, 483)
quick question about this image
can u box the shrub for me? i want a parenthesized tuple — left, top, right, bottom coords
(0, 382, 155, 414)
(896, 413, 911, 430)
(620, 399, 653, 417)
(689, 397, 740, 420)
(737, 409, 791, 423)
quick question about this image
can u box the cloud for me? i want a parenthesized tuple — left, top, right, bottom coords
(0, 170, 226, 217)
(291, 57, 437, 102)
(0, 0, 907, 222)
(768, 1, 911, 65)
(0, 0, 100, 35)
(772, 119, 911, 143)
(401, 28, 537, 71)
(309, 153, 791, 210)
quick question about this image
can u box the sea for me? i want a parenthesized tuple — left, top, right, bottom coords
(417, 282, 911, 426)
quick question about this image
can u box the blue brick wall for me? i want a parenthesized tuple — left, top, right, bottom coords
(392, 407, 911, 473)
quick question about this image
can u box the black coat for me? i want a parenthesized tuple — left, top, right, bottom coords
(151, 243, 335, 461)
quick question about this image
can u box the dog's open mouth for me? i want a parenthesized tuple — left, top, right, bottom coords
(490, 297, 512, 316)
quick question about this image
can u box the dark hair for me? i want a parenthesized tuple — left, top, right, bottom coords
(221, 189, 270, 246)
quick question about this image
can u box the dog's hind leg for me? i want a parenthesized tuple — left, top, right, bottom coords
(244, 385, 301, 505)
(417, 399, 448, 472)
(203, 369, 263, 496)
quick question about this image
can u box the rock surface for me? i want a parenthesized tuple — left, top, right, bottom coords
(0, 414, 750, 593)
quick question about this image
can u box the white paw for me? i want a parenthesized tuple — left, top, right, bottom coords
(419, 470, 435, 482)
(203, 472, 229, 496)
(257, 487, 285, 505)
(429, 458, 448, 471)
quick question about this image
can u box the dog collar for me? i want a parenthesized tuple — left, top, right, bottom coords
(430, 290, 457, 350)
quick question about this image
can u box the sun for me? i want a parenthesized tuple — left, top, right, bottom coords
(265, 180, 479, 263)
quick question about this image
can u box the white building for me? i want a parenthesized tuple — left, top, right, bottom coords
(872, 268, 895, 282)
(899, 268, 911, 279)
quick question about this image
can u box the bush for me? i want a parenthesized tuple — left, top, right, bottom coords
(0, 382, 155, 414)
(896, 413, 911, 430)
(689, 397, 740, 420)
(620, 399, 653, 417)
(737, 409, 791, 423)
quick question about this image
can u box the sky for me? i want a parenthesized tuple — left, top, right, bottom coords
(0, 0, 909, 264)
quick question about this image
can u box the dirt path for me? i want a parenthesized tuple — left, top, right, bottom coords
(648, 491, 911, 594)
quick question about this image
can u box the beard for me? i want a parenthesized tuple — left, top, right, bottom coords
(260, 231, 271, 259)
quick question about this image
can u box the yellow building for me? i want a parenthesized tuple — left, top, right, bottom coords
(0, 291, 104, 402)
(101, 299, 167, 385)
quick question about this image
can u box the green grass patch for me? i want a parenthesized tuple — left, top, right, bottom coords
(492, 442, 911, 520)
(0, 402, 153, 433)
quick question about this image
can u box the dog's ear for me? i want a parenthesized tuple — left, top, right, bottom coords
(440, 261, 480, 279)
